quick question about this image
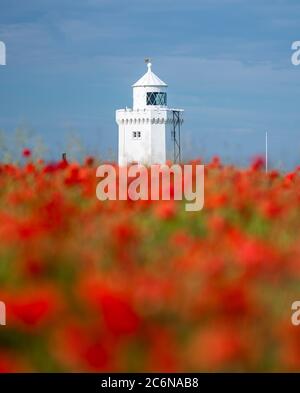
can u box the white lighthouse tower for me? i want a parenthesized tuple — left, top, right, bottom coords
(116, 60, 183, 166)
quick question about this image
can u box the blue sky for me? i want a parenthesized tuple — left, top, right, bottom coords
(0, 0, 300, 167)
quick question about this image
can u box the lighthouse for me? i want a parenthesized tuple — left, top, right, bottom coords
(116, 60, 183, 166)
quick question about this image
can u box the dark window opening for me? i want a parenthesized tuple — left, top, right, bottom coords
(146, 92, 167, 106)
(133, 131, 141, 140)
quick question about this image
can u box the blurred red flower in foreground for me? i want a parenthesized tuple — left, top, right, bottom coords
(7, 287, 62, 328)
(0, 156, 299, 371)
(79, 277, 141, 336)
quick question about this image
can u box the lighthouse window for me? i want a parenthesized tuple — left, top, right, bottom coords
(132, 131, 141, 140)
(146, 92, 167, 106)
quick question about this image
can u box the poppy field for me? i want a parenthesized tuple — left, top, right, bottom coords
(0, 152, 300, 372)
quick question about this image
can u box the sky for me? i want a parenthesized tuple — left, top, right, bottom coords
(0, 0, 300, 167)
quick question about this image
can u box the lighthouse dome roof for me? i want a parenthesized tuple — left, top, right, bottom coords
(132, 62, 167, 87)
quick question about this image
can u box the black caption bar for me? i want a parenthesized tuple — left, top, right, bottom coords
(0, 373, 299, 392)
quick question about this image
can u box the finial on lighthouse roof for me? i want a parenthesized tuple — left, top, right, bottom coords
(145, 58, 152, 72)
(132, 59, 167, 87)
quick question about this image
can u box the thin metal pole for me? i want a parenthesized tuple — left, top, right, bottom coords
(265, 131, 268, 173)
(173, 112, 175, 163)
(178, 114, 181, 163)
